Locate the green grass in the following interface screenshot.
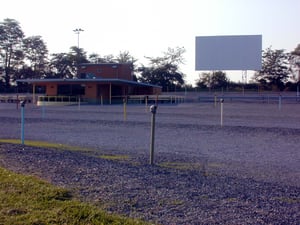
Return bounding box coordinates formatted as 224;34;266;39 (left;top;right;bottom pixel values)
159;162;202;170
99;154;129;161
0;139;130;162
0;167;148;225
0;139;89;152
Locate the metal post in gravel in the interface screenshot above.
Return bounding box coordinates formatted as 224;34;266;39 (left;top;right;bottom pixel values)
42;98;46;118
149;105;157;165
214;93;217;107
145;95;148;112
278;94;282;110
78;96;81;110
123;98;127;121
20;100;26;145
16;94;19;110
220;98;224;127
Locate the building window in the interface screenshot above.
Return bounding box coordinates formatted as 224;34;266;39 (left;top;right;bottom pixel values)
57;84;85;96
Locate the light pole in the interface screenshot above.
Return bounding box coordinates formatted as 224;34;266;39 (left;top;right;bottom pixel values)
73;28;84;77
73;28;84;49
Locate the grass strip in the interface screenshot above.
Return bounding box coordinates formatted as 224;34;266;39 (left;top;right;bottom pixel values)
0;167;148;225
0;139;88;151
0;139;130;162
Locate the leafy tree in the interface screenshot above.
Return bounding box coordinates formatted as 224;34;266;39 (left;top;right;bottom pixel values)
48;53;74;78
0;18;24;90
88;53;115;63
290;44;300;82
22;36;48;78
49;47;88;79
196;71;229;90
115;51;137;64
70;46;89;65
70;46;89;76
195;72;211;89
88;51;137;65
254;47;290;90
138;47;186;91
88;53;100;63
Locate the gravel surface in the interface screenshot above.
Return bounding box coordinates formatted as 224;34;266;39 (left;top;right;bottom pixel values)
0;102;299;224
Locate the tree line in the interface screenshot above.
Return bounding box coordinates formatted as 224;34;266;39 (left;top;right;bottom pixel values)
1;18;300;93
0;18;186;93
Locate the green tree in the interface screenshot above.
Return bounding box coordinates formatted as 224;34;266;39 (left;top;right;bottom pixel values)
290;44;300;83
0;18;24;90
70;46;89;77
196;71;228;90
88;53;100;63
195;72;211;89
138;47;186;91
22;35;48;79
48;53;74;78
88;53;115;63
49;47;88;79
254;47;290;90
115;51;137;64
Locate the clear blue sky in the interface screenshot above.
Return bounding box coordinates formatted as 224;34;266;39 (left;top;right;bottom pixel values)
1;0;299;84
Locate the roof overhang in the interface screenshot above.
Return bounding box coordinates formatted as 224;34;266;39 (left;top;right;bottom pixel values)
16;78;162;89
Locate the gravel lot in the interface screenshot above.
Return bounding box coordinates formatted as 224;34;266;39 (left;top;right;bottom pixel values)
0;101;299;224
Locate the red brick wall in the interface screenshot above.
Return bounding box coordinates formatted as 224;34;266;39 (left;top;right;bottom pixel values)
45;83;57;96
79;63;132;80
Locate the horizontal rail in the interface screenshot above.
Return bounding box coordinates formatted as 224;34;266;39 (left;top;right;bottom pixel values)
0;95;32;103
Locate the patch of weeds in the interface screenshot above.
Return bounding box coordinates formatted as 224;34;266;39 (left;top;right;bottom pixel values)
169;199;185;206
157;198;184;207
159;161;210;176
272;197;300;204
225;197;238;203
159;162;202;170
99;154;129;161
159;161;223;177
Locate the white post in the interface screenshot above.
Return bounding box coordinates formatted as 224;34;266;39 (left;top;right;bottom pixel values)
220;99;224;127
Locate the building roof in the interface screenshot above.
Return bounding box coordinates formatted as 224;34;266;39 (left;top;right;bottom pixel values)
79;63;132;66
16;78;162;89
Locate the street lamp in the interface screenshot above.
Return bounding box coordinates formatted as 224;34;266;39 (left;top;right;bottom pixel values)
73;28;84;77
73;28;84;49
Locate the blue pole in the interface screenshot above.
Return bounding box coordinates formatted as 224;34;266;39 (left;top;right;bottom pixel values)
21;106;25;145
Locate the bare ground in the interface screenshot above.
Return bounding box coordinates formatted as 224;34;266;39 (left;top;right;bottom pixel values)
0;101;299;224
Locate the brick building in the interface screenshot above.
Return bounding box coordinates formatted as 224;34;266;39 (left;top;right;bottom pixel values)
17;63;162;104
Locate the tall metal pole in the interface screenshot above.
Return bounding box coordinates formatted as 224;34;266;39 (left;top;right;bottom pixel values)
73;28;84;77
73;28;84;49
149;105;157;165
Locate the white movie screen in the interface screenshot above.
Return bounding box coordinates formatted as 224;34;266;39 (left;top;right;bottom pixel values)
195;35;262;71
